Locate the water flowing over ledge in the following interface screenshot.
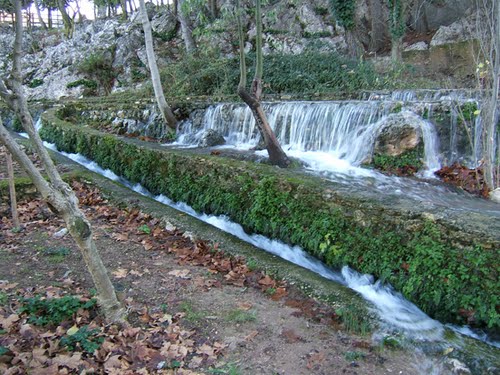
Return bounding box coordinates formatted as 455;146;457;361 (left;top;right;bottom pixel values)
175;94;486;174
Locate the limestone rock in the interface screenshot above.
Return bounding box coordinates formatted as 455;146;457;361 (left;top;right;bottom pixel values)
430;15;476;47
374;114;422;157
404;41;428;52
198;129;226;148
150;8;177;36
490;188;500;204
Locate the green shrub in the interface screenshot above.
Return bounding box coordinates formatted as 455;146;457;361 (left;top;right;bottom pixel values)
11;116;23;132
77;50;118;95
28;78;44;88
157;51;380;98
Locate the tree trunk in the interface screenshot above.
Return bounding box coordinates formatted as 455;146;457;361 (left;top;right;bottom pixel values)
236;0;290;168
48;8;52;29
391;35;403;61
139;0;177;132
0;0;125;323
483;0;500;189
6;149;21;229
120;0;128;19
57;0;73;37
178;0;196;54
173;0;178;18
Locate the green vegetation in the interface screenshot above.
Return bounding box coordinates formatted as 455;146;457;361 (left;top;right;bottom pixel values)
138;224;151;234
156;50;414;99
336;307;372;335
11;116;23;132
77;49;118;94
39;111;500;329
67;78;99;91
28;78;44;88
372;147;424;176
0;292;7;306
60;326;104;353
225;309;257;323
179;301;208;323
328;0;356;30
344;351;366;361
18;295;97;326
41;246;70;263
381;335;401;349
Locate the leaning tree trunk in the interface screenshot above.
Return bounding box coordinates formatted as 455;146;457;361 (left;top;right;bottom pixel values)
0;0;124;323
139;0;178;132
236;0;290;168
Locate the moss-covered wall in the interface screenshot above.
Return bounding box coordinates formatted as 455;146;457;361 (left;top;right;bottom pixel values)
39;109;499;330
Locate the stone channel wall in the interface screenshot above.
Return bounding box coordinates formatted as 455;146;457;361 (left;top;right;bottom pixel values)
40;109;499;330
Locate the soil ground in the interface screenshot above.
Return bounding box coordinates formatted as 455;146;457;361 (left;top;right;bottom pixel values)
0;146;438;374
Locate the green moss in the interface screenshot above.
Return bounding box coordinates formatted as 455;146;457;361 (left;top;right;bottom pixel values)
39;110;500;329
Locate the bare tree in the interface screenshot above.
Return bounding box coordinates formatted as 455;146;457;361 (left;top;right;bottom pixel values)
0;0;125;323
474;0;499;189
236;0;290;168
139;0;178;132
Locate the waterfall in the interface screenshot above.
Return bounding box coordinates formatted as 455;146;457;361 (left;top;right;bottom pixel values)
177;101;444;174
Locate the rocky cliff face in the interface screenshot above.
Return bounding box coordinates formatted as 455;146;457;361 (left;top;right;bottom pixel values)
0;0;477;101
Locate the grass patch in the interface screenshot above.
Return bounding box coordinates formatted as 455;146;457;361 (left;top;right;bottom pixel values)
344;350;366;361
179;301;208;323
41;247;71;263
225;309;257;323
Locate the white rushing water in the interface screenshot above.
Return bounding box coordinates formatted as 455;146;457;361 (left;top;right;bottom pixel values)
38;139;475;345
176;101;444;177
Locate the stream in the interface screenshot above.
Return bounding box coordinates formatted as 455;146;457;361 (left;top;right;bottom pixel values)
35;135;499;374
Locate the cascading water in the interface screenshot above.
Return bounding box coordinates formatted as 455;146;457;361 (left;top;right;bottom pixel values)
177;100;444;176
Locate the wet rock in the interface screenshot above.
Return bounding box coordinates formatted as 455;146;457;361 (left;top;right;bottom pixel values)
374;115;422;157
198;129;226;148
444;358;472;374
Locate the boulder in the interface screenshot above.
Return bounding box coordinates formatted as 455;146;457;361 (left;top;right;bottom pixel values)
150;8;177;36
490;188;500;204
198;129;226;148
374;114;422;157
430;14;476;47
